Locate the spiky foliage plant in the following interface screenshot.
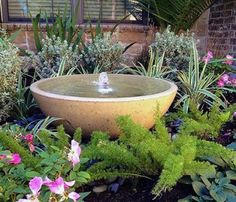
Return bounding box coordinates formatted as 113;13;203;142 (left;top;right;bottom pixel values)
83;115;236;198
136;0;216;33
177;40;226;112
118;46;174;79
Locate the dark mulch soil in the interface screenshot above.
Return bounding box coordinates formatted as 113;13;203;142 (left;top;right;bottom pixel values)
83;179;193;202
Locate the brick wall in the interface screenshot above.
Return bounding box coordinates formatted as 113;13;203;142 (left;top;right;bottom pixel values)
0;23;156;63
208;0;236;57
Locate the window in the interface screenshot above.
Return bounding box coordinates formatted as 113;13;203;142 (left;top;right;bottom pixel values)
1;0;145;23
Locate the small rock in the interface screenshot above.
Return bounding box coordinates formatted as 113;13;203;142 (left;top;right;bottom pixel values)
93;185;108;194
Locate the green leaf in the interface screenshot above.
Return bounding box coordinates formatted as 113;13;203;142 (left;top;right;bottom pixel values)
78;192;90;202
77;171;90;179
80;157;89;164
226;171;236;180
69;171;77;180
192;181;209;196
76;177;88;183
25;171;40;178
209;190;226;202
39;152;49;158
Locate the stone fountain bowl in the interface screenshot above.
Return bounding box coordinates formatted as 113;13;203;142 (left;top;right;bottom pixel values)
30;74;177;137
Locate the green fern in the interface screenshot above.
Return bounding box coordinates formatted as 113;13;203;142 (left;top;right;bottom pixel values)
83;115;236;198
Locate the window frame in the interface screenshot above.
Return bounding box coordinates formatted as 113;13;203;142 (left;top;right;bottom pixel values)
0;0;147;24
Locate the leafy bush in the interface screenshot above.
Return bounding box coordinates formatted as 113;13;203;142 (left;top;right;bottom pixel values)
0;126;90;201
151;26;195;73
0;32;21;122
82;115;236;198
80;34;125;73
173;104;234;140
34;35;80;78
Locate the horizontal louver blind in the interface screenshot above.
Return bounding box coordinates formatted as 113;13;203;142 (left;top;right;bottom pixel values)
7;0;71;19
84;0;126;20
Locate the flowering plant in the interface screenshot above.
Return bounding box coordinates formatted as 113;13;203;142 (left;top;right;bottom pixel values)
0;126;90;202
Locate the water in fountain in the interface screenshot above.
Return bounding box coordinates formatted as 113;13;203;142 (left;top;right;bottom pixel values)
39;73;169;98
95;72;113;94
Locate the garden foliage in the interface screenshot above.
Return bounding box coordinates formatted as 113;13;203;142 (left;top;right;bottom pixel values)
82;115;236;198
34;35;80;78
0;32;21;122
81;34;124;73
151;26;195;72
0;126;90;201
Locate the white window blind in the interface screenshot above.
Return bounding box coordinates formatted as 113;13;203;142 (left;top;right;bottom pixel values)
7;0;71;19
84;0;125;20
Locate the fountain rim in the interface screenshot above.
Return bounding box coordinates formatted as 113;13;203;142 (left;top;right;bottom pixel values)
30;74;178;102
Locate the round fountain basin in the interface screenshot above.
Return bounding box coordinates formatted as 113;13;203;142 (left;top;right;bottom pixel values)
30;74;177;137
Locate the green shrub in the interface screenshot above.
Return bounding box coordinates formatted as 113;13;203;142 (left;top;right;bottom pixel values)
173;104;234;140
0;32;21;122
34;35;80;78
83;115;236;198
80;34;124;73
151;26;195;73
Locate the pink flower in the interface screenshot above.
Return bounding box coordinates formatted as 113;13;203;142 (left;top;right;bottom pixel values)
22;134;34;144
29;177;43;196
45;177;80;201
9;153;21;165
203;51;213;64
17;177;43;202
68;140;81;167
68;192;81;202
224;55;233;65
217;80;225;87
220;74;229;83
0;155;6;160
22;134;35;153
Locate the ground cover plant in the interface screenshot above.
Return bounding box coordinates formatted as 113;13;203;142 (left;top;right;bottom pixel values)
0;125;90;201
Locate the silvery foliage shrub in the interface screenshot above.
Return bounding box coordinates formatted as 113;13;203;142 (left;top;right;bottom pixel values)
35;35;80;78
0;30;21;121
151;26;196;73
81;34;124;73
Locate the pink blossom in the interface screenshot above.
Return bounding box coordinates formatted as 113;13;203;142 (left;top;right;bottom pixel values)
220;74;229;83
68;192;81;202
46;177;75;195
45;177;79;201
68;140;81;167
9;153;21;165
203;51;213;64
22;134;35;153
22;134;34;144
17;177;43;202
0;155;6;160
29;177;43;196
224;55;233;65
217;80;225;87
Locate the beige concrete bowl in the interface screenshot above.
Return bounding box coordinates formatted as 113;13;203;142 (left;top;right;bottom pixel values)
30;74;177;137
